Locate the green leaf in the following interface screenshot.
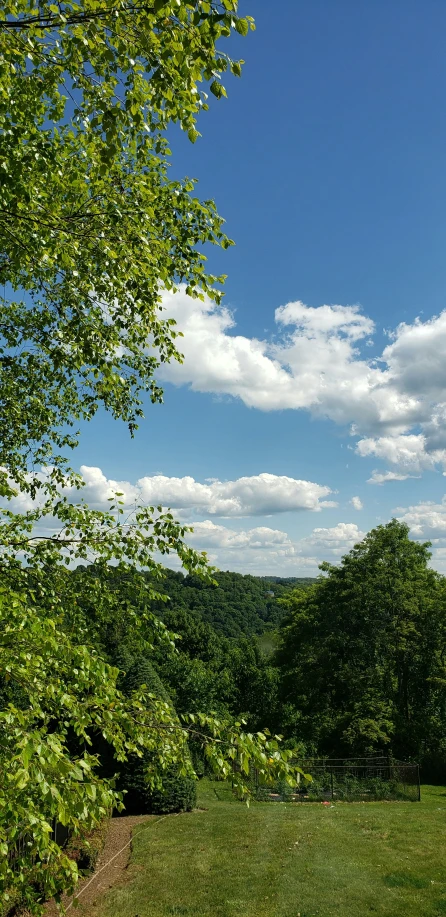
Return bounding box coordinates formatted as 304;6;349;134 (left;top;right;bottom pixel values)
210;80;224;99
235;18;249;36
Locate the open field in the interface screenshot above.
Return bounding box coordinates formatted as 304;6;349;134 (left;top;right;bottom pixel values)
97;780;446;917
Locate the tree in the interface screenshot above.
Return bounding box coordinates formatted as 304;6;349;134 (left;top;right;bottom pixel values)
0;4;305;911
0;587;192;910
276;520;446;764
0;514;302;913
117;655;197;815
0;0;254;495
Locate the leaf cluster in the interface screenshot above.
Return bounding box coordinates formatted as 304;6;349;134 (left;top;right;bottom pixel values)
0;0;254;492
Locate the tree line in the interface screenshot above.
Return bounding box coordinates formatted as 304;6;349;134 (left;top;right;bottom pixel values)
75;523;446;782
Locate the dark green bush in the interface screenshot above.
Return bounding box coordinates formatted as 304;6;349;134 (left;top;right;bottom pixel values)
121;757;196;815
255;785;273;802
120;654;171;702
143;769;197;815
117;655;197;815
189;742;206;778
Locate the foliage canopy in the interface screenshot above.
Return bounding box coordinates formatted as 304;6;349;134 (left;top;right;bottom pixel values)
0;3;307;912
0;0;254;493
276;520;446;767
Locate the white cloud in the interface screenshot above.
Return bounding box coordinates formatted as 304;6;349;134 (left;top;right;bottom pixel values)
392;495;446;574
189;520;295;551
393;492;446;575
158;288;389;425
382;313;446;402
356;434;446;473
181;519;315;575
299;522;365;556
396;497;446;537
70;465;140;505
428;548;446;573
71;467;336;517
1;465;364;573
179;510;446;574
274;300;374;340
350;496;363;510
155;288;446;476
2;466;335;519
184;519;365;574
367;470;420;485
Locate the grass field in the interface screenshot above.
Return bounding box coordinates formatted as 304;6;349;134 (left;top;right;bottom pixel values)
98;780;446;917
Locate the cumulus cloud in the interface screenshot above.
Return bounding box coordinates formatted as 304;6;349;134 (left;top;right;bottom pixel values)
155;287;446;476
356;434;446;473
0;464;376;573
189;520;295;551
177;509;446;574
67;466;336;517
184;519;365;574
392;495;446;573
188;521;319;574
392;492;446;577
158;288;389;425
299;522;365;556
350;496;363;510
382;313;446;402
396;498;446;537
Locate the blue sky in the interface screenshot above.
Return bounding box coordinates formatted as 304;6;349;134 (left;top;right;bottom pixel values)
75;0;446;575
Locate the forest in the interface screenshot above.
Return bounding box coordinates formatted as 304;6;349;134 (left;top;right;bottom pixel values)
72;520;446;783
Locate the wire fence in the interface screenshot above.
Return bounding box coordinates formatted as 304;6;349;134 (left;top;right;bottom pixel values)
249;757;421;803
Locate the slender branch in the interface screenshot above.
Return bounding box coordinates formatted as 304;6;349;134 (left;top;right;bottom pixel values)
0;4;161;30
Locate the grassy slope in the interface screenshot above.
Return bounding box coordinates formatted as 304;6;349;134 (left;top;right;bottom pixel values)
99;780;446;917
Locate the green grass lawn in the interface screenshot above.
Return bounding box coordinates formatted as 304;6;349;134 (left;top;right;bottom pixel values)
99;780;446;917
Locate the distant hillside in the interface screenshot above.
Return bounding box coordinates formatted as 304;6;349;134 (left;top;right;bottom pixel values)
260;576;318;587
150;569;317;639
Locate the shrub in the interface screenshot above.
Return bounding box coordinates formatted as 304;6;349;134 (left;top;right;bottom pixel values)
189;741;206;778
118;656;197;815
143;770;197;815
0;887;22;917
255;785;273;802
66;819;109;874
121;756;196;815
120;656;171;702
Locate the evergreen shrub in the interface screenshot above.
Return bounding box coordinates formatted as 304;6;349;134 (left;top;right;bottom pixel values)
118;655;197;815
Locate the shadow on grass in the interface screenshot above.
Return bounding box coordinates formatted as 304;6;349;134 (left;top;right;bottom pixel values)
384;873;430;889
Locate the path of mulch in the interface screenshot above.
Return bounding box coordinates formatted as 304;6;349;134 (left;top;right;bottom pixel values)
44;815;152;917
